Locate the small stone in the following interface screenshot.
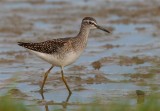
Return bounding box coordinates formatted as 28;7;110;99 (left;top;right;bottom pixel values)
91;61;102;70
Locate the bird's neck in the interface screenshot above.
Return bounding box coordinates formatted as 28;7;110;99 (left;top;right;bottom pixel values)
77;24;90;42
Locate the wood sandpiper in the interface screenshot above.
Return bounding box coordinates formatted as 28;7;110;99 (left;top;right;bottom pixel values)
18;17;110;94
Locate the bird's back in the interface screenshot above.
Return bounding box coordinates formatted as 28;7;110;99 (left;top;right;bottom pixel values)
18;37;72;54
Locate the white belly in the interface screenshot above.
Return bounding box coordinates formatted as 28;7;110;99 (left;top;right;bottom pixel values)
28;49;82;67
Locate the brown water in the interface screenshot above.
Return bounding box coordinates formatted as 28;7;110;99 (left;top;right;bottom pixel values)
0;0;160;110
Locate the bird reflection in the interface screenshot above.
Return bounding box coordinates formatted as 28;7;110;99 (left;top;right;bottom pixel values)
39;91;72;111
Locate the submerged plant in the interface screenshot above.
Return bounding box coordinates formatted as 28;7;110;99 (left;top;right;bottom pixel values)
0;96;28;111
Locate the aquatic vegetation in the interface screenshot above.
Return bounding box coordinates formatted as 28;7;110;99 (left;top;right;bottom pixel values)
0;94;159;111
77;95;160;111
0;96;28;111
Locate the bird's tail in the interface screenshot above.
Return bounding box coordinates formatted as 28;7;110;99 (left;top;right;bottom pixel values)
17;42;25;46
17;42;32;49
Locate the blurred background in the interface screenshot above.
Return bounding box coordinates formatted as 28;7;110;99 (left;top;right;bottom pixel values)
0;0;160;111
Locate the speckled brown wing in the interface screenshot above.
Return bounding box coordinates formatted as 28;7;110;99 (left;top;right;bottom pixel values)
18;38;71;54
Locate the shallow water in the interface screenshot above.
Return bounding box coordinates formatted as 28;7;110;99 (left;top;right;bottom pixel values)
0;0;160;111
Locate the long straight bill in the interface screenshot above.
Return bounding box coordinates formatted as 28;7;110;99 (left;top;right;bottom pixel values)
95;25;110;33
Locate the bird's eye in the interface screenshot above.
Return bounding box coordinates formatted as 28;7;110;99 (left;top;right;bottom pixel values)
89;21;92;24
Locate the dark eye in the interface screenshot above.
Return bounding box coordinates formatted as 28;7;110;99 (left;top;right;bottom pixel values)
89;21;93;24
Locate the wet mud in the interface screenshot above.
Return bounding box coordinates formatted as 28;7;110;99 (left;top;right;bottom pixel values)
0;0;160;111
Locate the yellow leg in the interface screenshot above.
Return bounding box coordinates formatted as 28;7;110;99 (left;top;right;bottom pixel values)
61;67;72;94
39;65;54;93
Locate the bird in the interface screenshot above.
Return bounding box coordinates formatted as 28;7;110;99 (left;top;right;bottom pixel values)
18;17;110;94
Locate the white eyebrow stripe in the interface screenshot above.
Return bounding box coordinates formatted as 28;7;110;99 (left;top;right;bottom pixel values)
83;20;89;22
90;21;97;25
83;20;97;25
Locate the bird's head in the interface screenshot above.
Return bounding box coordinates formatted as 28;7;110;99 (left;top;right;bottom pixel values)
82;17;110;33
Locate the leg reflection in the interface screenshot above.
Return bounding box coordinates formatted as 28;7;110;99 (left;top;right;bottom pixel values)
40;92;49;111
62;93;72;108
39;91;72;111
